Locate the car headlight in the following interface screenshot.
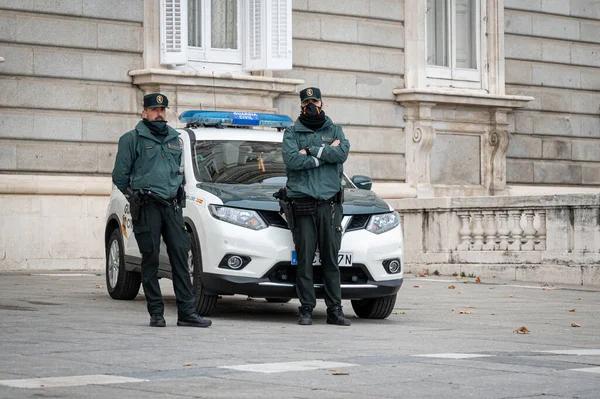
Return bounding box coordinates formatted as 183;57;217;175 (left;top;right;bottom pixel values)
366;211;400;234
208;205;267;230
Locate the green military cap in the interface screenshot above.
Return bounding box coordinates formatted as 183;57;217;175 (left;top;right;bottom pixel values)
143;93;169;108
299;87;321;102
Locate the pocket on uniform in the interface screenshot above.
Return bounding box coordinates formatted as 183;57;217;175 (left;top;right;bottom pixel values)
133;223;153;253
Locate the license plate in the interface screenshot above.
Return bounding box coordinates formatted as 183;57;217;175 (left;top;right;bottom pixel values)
291;251;353;267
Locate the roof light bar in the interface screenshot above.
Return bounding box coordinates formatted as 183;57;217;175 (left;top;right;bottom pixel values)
179;110;293;128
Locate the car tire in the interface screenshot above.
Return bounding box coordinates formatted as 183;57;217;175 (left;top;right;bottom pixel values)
265;297;292;303
106;229;141;300
350;294;397;319
188;229;218;316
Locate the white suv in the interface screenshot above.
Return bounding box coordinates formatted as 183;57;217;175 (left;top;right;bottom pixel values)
104;111;404;319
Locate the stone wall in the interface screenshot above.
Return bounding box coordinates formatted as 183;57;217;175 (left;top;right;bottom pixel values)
504;0;600;187
0;1;144;270
273;0;407;183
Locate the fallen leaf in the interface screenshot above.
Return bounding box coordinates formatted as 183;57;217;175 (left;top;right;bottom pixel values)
508;294;514;298
514;326;530;334
475;277;481;283
571;322;581;327
183;362;192;366
448;285;456;289
95;284;101;289
465;305;475;308
330;370;349;375
457;310;473;314
569;309;576;312
542;287;553;291
450;308;455;312
413;285;423;288
578;298;582;300
489;287;495;290
418;273;426;277
457;291;463;294
392;311;405;315
490;313;496;316
463;281;469;284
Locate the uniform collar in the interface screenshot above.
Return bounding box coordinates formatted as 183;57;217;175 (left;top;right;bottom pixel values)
135;120;179;142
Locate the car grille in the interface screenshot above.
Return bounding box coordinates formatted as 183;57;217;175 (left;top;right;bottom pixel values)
258;210;288;229
259;211;372;232
267;262;371;285
346;214;370;231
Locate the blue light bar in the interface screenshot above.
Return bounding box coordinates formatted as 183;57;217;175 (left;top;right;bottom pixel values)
179;110;293;128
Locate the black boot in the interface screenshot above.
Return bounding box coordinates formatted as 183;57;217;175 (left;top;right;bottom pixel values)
149;314;166;327
298;305;313;325
327;305;351;326
177;313;212;328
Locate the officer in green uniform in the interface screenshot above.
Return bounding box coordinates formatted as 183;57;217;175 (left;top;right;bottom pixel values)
282;87;351;326
112;93;211;328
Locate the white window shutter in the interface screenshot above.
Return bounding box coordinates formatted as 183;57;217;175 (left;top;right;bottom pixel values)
160;0;188;65
244;0;292;71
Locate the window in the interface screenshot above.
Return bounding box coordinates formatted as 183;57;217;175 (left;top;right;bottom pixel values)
426;0;483;83
188;0;241;64
160;0;292;71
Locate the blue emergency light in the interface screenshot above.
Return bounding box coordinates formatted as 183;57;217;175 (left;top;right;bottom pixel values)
179;110;293;128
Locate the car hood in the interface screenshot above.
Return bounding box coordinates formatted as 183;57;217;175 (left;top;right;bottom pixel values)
198;183;391;215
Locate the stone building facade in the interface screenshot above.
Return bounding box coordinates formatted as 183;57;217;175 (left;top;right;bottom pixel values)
0;0;598;281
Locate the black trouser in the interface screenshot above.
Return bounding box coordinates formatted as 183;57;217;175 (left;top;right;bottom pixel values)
292;201;343;309
133;200;195;317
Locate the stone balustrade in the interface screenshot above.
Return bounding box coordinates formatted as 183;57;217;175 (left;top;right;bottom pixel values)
455;209;546;251
391;194;600;285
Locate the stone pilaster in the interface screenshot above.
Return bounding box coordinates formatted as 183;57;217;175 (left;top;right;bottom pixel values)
403;102;436;196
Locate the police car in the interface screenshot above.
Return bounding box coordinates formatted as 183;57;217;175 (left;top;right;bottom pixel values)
104;111;404;319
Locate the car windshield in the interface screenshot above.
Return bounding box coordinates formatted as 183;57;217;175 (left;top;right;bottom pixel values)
192;139;352;187
192;140;287;185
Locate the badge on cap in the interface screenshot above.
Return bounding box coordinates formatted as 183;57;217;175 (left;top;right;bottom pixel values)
156;95;164;104
306;88;313;97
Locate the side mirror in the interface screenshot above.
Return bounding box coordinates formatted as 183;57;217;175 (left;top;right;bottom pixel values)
351;175;372;191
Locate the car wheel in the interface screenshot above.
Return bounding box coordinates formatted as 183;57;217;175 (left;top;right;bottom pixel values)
106;228;141;300
188;229;218;316
351;294;397;319
265;297;292;303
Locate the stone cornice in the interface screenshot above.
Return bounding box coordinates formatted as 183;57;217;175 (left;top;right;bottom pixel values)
393;88;534;109
129;69;304;97
0;174;111;196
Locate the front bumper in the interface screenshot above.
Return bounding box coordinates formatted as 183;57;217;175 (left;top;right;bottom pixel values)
202;263;403;299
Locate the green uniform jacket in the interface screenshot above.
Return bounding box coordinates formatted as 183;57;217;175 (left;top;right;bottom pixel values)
282;116;350;201
112;121;183;200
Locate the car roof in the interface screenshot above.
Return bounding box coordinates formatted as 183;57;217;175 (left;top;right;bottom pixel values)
179;127;284;142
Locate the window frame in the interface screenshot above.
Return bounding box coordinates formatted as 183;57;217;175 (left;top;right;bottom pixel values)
426;0;486;88
187;0;243;65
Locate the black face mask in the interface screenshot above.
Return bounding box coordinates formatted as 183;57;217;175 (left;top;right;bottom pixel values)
299;103;326;131
302;103;322;117
143;119;168;136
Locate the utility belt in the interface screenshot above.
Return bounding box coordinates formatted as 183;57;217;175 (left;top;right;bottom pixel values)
126;187;185;221
273;188;344;229
293;190;343;212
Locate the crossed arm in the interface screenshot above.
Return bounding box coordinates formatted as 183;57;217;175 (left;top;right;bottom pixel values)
282;126;350;171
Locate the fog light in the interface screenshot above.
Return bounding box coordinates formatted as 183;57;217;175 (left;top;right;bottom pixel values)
388;260;401;273
383;258;402;274
227;256;244;270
